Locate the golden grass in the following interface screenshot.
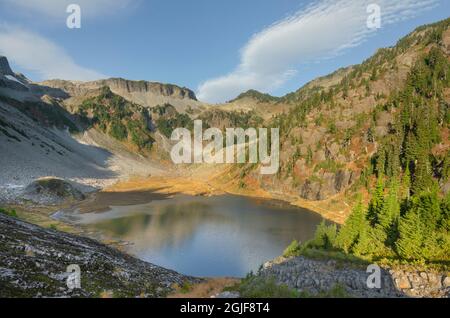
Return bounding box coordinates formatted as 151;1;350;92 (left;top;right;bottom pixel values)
168;278;240;298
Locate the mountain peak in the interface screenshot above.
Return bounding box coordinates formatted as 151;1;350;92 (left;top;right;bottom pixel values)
230;89;280;103
0;56;14;76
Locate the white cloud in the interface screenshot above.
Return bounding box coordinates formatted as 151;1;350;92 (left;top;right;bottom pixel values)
0;25;105;81
197;0;439;103
1;0;136;18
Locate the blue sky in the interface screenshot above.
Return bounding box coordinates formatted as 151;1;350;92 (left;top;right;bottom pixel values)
0;0;449;103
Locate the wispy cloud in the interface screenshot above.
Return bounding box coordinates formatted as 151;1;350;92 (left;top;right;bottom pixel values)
197;0;439;103
0;0;137;81
1;0;136;18
0;25;105;81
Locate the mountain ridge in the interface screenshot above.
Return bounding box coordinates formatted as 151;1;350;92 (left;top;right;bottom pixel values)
0;18;449;220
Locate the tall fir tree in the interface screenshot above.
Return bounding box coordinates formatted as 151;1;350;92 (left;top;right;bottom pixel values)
396;205;424;260
401;165;411;200
336;197;368;253
440;192;450;231
367;176;385;225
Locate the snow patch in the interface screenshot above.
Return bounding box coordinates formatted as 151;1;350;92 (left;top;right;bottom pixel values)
5;75;26;87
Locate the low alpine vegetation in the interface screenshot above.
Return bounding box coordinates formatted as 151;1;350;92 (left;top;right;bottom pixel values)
0;207;17;218
77;86;154;151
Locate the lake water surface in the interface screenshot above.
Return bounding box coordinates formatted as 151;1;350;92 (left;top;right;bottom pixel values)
61;194;324;277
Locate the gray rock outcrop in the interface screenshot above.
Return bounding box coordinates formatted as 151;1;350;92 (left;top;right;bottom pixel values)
260;256;450;298
0;56;30;91
0;56;14;76
22;178;85;205
299;170;356;200
38;78;203;113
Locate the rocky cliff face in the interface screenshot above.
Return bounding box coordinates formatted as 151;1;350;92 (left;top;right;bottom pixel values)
0;56;14;76
0;56;200;112
41;78;197;100
0;56;30;92
104;78;197;100
39;78;202;113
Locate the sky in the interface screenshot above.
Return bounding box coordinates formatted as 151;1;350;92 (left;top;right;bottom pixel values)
0;0;449;103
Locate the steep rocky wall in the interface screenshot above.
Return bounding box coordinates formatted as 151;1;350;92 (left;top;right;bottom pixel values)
38;78;203;112
0;56;13;76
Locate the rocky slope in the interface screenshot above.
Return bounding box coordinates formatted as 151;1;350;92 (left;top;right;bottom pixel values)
257;256;450;298
0;55;13;75
0;57;171;204
0;214;197;297
0;92;166;203
0;96;113;202
234;18;450;207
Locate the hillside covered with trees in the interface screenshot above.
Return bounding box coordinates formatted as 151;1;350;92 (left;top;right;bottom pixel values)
276;19;450;265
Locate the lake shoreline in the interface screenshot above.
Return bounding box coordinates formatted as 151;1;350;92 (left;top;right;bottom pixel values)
6;181;448;298
56;190;324;278
103;176;348;224
2;175;347;297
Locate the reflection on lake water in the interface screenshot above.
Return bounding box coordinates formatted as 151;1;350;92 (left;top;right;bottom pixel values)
65;194;324;277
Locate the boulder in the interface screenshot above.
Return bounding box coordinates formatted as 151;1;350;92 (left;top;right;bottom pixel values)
22;178;85;204
443;276;450;288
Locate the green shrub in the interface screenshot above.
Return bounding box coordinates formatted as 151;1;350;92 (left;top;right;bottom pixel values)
0;207;17;218
314;160;344;173
310;221;337;250
109;120;128;140
77;88;154;150
299;247;368;265
157;113;193;138
327;122;337;134
283;240;302;257
317;284;351;298
179;281;193;294
236;274;299;298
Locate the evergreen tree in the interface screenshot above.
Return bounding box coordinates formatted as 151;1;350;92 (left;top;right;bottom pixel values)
396;204;424;260
378;179;401;231
385;183;402;247
370;68;378;81
415;188;441;234
396;189;442;260
306;146;313;166
310;221;337;250
440;192;450;231
342;82;349;99
401;165;411;200
367;176;384;225
352;221;375;257
335;197;367;253
375;149;386;177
